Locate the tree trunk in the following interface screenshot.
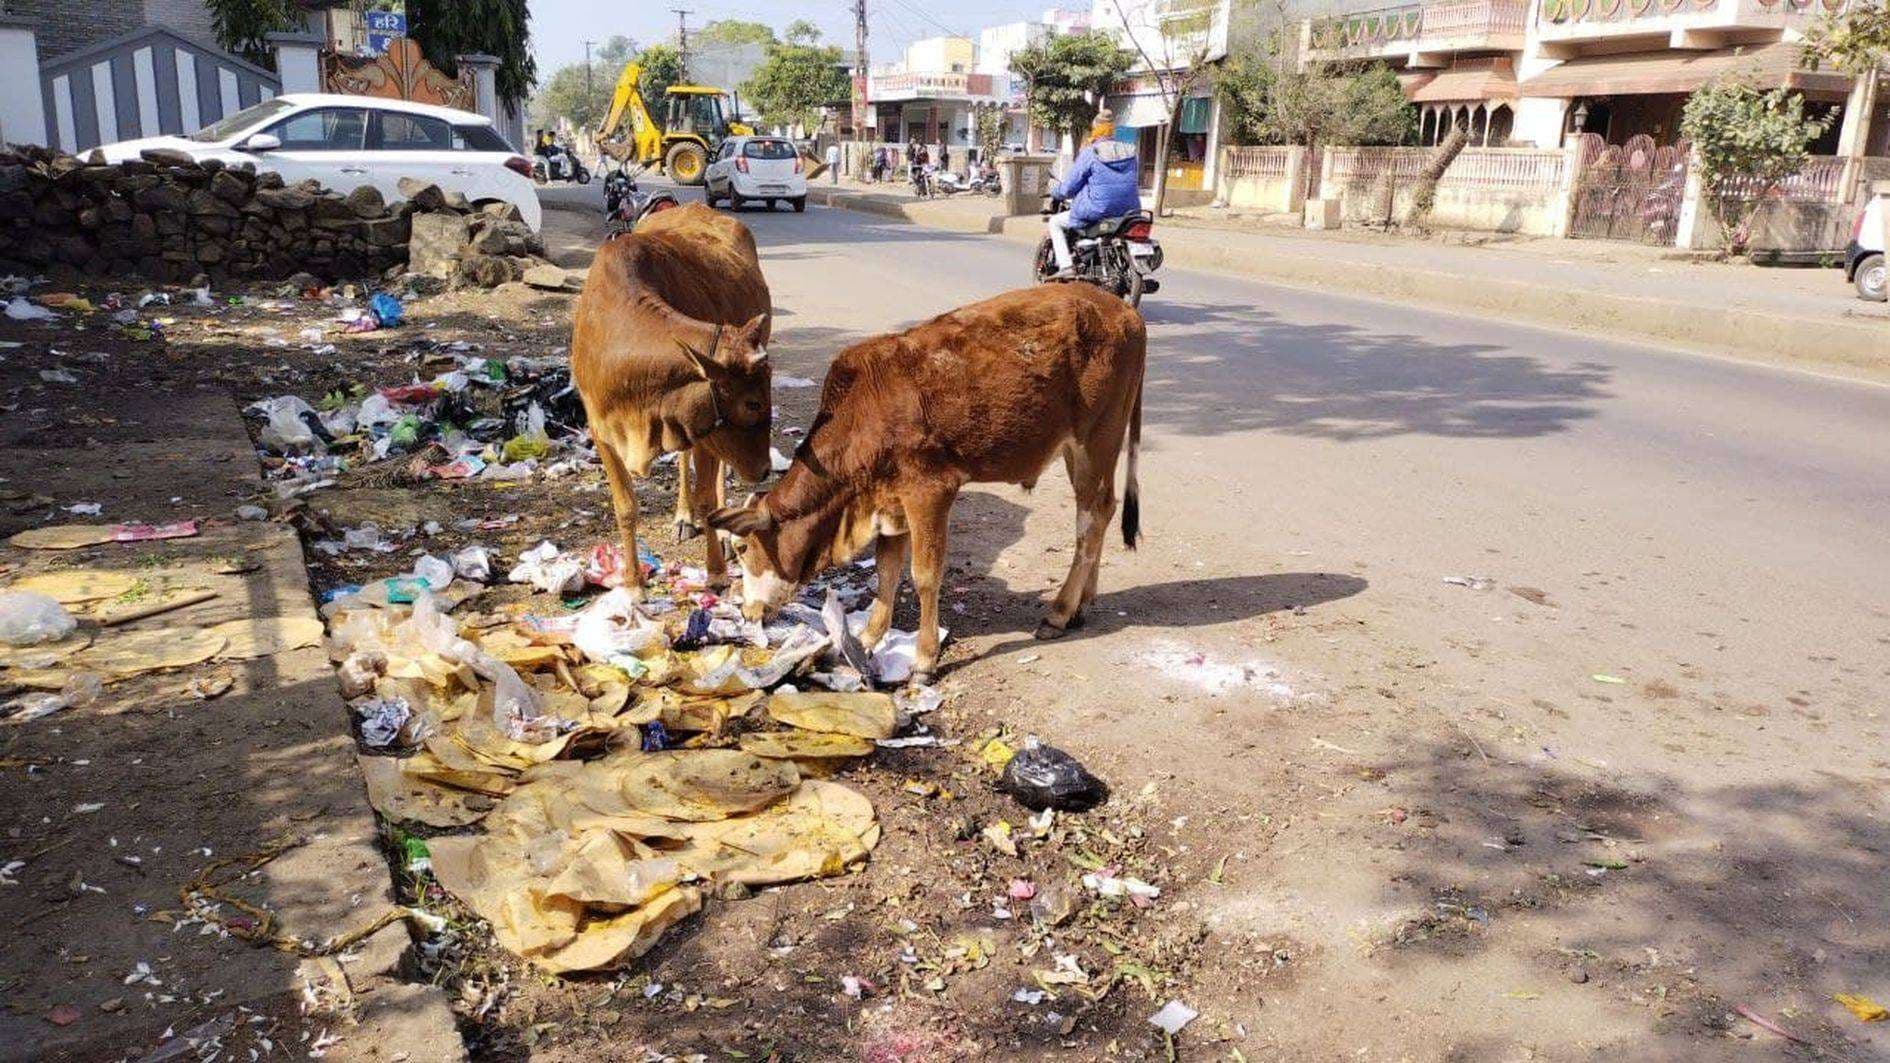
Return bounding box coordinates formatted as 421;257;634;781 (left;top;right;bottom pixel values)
1406;121;1469;228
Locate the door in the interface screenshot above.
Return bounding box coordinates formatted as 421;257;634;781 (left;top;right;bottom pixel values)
368;109;460;202
708;141;737;192
1568;134;1690;246
259;106;370;191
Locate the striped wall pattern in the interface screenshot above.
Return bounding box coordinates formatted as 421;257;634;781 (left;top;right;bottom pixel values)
39;27;279;154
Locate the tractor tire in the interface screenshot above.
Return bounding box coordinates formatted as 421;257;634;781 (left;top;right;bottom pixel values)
665;142;709;186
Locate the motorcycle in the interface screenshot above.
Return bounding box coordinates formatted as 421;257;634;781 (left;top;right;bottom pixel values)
603;163;679;236
910;163;934;199
533;145;592;185
1033;195;1163;308
933;166;1001;197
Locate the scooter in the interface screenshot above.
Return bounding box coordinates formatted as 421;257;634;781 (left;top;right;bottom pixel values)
1032;195;1163;308
910;164;934;199
533;145;592;185
933;166;1001;197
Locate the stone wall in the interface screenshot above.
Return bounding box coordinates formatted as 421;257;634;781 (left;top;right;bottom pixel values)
0;145;550;287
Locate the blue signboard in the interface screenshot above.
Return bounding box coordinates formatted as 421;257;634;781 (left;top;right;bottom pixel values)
366;11;407;34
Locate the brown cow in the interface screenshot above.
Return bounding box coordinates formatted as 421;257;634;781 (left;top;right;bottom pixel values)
571;203;773;598
707;283;1146;684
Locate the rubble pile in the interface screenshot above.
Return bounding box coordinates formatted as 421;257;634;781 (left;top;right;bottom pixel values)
0;145;559;289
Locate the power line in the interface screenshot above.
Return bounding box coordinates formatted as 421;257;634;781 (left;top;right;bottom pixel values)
883;0;961;39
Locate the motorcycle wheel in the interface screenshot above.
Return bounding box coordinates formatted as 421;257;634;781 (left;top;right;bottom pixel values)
1031;236;1056;283
1121;268;1144;309
532;164;547;185
575;166;592;185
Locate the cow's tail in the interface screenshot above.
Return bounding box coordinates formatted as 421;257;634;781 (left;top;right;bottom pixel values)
1121;371;1142;550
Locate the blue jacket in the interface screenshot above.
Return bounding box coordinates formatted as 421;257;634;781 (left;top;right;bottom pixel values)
1053;140;1141;225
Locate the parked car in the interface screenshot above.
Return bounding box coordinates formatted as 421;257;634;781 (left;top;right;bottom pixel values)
703;135;807;212
94;93;542;231
1845;194;1885;301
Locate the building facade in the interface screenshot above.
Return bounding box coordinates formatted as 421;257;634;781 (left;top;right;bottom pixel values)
1300;0;1881;155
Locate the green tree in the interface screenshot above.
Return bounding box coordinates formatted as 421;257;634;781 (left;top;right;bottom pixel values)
695;19;778;49
638;44;685;106
784;20;823;46
1681;79;1833;252
203;0;298;68
1216;50;1412;149
1107;0;1222;214
743;34;849;131
1010;31;1136;148
405;0;538;106
1803;0;1890;74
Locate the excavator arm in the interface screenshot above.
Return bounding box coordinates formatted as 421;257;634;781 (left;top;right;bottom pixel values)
597;61;658;163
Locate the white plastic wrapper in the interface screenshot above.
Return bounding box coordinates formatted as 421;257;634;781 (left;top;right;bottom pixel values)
0;591;77;647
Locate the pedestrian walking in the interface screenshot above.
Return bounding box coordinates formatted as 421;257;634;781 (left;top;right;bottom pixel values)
825;143;840;185
939;143;951;176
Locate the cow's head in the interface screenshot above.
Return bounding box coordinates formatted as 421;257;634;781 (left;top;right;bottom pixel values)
707;493;798;620
678;312;771;481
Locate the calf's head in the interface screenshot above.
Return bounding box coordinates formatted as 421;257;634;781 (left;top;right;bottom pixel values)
679;312;772;482
709;490;883;621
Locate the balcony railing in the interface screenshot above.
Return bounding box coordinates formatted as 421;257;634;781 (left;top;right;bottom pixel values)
1536;0;1850;30
1306;0;1528;58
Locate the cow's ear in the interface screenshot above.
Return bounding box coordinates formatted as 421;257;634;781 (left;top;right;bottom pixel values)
739;312;768;345
675;339;719;381
707;504;773;536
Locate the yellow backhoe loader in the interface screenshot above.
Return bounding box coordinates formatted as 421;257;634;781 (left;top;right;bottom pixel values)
596;62;753;186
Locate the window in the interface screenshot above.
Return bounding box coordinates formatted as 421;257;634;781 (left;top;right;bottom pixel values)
267;108;369;151
190;98;295;143
743;139;796;160
451;124;512;152
375;111;452;150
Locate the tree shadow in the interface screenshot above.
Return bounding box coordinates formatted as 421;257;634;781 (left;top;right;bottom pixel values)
1356;737;1890;1057
1135;298;1612;442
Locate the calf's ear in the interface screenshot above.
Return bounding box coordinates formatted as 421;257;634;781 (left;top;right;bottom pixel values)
738;313;769;368
707;504;773;536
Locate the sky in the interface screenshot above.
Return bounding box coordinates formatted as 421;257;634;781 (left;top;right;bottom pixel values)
526;0;1067;75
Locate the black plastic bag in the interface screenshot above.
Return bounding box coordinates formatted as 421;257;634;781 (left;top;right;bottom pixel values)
999;736;1108;812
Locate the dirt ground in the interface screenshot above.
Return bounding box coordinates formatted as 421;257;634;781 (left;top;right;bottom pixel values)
4;196;1887;1063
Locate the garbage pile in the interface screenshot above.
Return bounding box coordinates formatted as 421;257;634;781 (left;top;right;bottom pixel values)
330;559;936;972
249;350;587;497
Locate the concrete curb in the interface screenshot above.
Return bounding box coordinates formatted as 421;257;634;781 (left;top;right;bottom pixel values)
808;188;1890;381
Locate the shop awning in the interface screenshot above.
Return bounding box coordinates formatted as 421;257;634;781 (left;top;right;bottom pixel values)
1518;42;1853;99
1410;59;1518;103
1110;92;1170;128
1398;70;1438;95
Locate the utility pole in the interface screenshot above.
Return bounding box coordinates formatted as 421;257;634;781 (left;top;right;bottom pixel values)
851;0;868;140
583;38;595;102
672;8;692;79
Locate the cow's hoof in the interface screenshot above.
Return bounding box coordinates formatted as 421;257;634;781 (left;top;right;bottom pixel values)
673;517;702;542
705;572;731;592
1034;620;1069;641
910;669;936;687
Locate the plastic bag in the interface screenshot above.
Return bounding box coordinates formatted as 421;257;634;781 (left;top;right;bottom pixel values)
508;541;584;595
998;735;1108;812
368;292;404;327
0;591;77;646
451;545;493;582
4;297;58;321
572;587;669;666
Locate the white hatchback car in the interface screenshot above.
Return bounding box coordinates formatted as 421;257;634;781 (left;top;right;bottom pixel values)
94;93;542;231
703;136;808;213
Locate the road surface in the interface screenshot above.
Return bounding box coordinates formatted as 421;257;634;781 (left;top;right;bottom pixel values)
548;179;1890;1059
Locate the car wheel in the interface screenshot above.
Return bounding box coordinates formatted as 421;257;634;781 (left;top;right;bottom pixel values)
1855;253;1886;302
729;191;744;211
792;196;806;214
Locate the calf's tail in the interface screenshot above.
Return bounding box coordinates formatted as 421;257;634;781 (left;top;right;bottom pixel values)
1122;372;1142;550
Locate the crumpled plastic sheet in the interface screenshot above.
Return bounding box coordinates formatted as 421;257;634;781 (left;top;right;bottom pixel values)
508;541;585;596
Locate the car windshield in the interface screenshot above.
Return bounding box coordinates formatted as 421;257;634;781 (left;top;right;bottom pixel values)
743;140;795;160
189;98;295;143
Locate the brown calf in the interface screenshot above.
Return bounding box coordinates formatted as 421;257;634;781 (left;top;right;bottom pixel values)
707;283;1146;684
571;204;773;597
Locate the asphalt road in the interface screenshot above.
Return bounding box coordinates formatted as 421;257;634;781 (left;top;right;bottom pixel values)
543;176;1890;1057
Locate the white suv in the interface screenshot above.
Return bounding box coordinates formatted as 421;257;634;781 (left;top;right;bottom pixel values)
704;136;808;213
94;93;542;231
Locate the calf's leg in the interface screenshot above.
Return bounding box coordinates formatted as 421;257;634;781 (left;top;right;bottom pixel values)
860;532;911;650
901;491;955;685
1038;445;1117;639
596;438;646;600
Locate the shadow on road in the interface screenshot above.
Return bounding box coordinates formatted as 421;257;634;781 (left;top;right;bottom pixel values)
1137;298;1612;442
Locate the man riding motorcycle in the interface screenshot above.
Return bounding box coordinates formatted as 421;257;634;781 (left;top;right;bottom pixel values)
1047;111;1139;281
